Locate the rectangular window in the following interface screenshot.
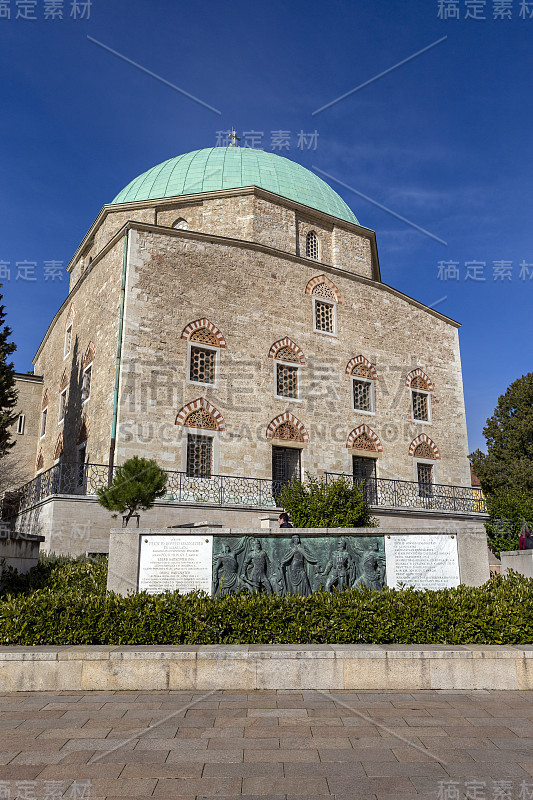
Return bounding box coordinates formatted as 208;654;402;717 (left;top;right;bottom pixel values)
412;390;430;421
189;346;216;384
186;434;213;478
82;364;92;403
272;446;301;498
314;299;335;334
58;389;67;423
40;408;47;438
417;462;433;497
353;379;374;412
276;363;299;399
64;323;72;358
17;414;25;435
353;456;377;504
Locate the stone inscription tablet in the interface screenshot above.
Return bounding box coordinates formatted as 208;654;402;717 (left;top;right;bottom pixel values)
138;535;213;595
384;534;460;590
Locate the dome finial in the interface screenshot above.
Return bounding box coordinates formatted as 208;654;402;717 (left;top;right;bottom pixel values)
229;128;240;147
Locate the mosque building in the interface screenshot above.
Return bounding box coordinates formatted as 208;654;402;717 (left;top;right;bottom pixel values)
5;145;482;554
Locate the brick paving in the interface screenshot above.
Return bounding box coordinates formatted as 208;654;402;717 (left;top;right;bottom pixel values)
0;689;532;799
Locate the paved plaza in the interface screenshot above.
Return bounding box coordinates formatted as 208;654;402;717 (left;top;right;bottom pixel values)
0;689;532;799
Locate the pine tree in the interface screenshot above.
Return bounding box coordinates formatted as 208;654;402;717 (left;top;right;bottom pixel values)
97;456;168;526
470;372;533;494
0;287;18;457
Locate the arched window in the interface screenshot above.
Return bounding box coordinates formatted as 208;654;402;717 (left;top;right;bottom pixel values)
268;339;306;401
181;319;226;387
36;450;44;472
173;218;189;230
406;370;433;423
64;305;75;359
409;435;440;498
346;356;377;413
306;231;319;260
266;413;309;493
305;275;341;336
58;370;69;424
176;399;225;479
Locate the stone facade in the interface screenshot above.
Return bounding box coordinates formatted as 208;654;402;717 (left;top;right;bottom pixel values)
4;374;44;490
7;177;475;553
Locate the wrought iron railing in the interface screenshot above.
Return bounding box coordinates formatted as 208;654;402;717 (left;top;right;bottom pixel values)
1;463;486;518
324;472;486;514
1;463;283;517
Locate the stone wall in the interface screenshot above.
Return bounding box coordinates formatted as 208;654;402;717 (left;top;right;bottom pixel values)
115;225;470;487
34;236;125;471
5;374;44;489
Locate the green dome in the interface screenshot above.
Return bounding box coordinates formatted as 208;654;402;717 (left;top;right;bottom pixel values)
111;147;359;225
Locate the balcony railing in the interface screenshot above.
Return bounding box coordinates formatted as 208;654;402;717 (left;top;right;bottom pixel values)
1;463;486;518
324;472;486;514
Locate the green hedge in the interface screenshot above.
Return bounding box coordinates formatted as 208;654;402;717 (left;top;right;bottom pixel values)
1;558;533;645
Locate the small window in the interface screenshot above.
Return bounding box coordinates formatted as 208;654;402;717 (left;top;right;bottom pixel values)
174;218;189;230
186;434;213;478
64;323;72;359
58;388;67;423
314;298;335;334
82;364;92;403
306;231;319;260
417;462;433;497
411;390;430;422
276;362;299;400
189;346;216;384
353;379;374;413
16;414;25;435
40;407;47;438
76;443;87;489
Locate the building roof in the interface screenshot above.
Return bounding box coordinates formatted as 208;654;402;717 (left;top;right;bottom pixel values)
111;147;359;225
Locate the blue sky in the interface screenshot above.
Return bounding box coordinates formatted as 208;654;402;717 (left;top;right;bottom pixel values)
1;0;532;453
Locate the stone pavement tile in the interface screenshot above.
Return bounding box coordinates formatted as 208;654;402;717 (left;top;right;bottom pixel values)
0;766;46;780
0;711;65;720
313;725;380;738
327;775;417;797
166;750;243;764
443;762;529;778
318;748;370;762
202;762;284;777
519;763;533;777
86;749;169;763
36;763;123;780
467;717;530;728
0;721;23;730
4;737;70;751
57;750;97;764
248;708;308;718
349;747;398;762
120;762;204;778
308;737;353;749
130;725;179;738
11;751;75;765
393;746;475;763
284;761;366;777
0;754;20;765
38;727;113;738
381;726;447;738
68;778;158;796
469;748;533;761
248;724;310;737
60;739;136;751
419;736;493;750
153;777;242;796
208;737;279;750
243;776;329;795
363;761;448;778
134;738;208;750
244;748;319;762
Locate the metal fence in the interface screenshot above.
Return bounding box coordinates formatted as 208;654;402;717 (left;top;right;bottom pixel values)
1;462;486;518
324;472;486;514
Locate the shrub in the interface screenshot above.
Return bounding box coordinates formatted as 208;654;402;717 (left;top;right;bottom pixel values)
97;456;167;526
485;488;533;556
279;473;377;528
2;557;533;646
